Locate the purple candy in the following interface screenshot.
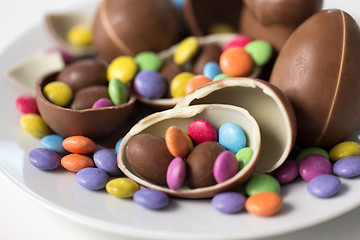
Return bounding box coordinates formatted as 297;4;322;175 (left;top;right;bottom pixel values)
133;188;169;210
272;159;299;184
307;174;341;198
29;148;61;170
76;167;110;190
213;150;238;183
134;70;166;99
92;98;114;108
333;156;360;178
211;192;246;213
299;154;333;182
166;157;186;190
93;149;122;175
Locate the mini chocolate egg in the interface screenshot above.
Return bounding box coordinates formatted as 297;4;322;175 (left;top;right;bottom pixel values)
70;85;110;110
56;59;107;92
92;0;180;63
160;61;184;98
270;9;360;147
192;43;222;75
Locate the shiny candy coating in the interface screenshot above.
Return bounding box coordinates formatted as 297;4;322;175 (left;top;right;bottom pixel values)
115;138;122;154
245;174;281;196
307;174;341;198
70;85;109;110
106;178;140;198
93;149;122;176
211;192;246;214
272;160;299;185
133;188;170;210
245;40;272;66
299;154;333;182
329;141;360;162
203;62;222;80
213;73;232;81
218;122;246;153
184;75;212;95
61;154;94;172
174;36;199;65
170;72;194;98
245;192;283;217
165;126;189;158
107;56;138;84
92;98;114;108
187;119;217;144
296;147;329;161
67;24;92;46
29;148;60;170
62;136;96;154
135;51;162;71
20;114;50;138
76;168;109;190
223;35;251;51
43;81;73;107
213;150;238;183
134;70;167;99
236;147;253;170
40;134;67;154
219;47;253;77
333;156;360;178
166;157;186;190
16;95;39;114
108;78;129;105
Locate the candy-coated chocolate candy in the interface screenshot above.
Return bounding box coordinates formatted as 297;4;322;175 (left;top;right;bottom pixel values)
245;192;283;217
184;75;212;95
235;147;253;170
245;174;281;196
165;126;189;158
307;174;341;198
213;73;232;81
107;56;138;84
92;98;114;108
245;40;272;66
40;134;67;154
208;23;235;34
108;78;129;105
166;157;186;190
272;160;299;185
67;24;92;46
61;154;94;172
213;150;238;183
135;51;162;71
223;35;251;52
93;149;122;176
29;148;60;170
106;178;140;198
133;188;170;210
170;72;194;98
43;81;73;107
203;62;222;80
296;147;329;161
329;141;360;162
62;136;96;154
184;132;194;151
218;122;246;153
115;138;122;154
134;70;167;99
20;114;50;138
174;36;199;65
76;168;109;190
16;95;39;114
333;156;360;178
219;47;253;77
187;119;217;144
299;154;333;182
211;192;246;214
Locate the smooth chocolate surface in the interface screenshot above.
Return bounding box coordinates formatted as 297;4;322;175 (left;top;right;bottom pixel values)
70;85;109;110
192;43;222;75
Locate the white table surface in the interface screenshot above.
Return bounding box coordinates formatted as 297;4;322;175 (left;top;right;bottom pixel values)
0;0;359;239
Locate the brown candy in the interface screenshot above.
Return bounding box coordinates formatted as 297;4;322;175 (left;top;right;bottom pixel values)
192;43;222;75
270;9;360;147
126;133;173;185
186;141;225;189
70;85;109;110
160;62;184;98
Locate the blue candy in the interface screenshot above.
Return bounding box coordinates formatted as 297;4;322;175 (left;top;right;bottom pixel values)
134;70;166;99
93;149;122;176
115;138;123;154
133;188;169;210
40;134;67;154
76;168;110;190
333;156;360;178
29;148;60;170
203;62;222;80
307;174;341;198
218;123;246;153
211;192;246;213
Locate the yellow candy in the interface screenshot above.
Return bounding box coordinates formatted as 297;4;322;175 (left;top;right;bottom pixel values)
107;56;137;84
67;24;92;46
208;23;236;34
184;132;193;151
20;114;50;138
43;81;73;107
329;141;360;161
170;72;194;98
106;178;140;198
174;36;199;65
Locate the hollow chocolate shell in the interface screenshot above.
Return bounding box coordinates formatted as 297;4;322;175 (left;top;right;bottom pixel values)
36;72;136;140
270;9;360;148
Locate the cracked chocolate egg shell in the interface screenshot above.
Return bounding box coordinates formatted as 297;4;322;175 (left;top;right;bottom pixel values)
92;0;180;63
270;9;360;148
118;104;261;199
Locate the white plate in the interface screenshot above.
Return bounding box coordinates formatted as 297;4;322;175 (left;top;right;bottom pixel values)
1;1;360;239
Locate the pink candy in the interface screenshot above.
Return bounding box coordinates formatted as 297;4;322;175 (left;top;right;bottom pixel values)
187;119;217;145
299;154;332;182
16;95;39;114
92;98;115;108
272;159;299;184
166;157;186;190
213;150;238;183
223;35;251;52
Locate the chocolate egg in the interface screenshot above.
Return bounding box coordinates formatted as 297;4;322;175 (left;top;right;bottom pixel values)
270;9;360;147
92;0;180;63
56;59;107;92
191;43;222;75
70;85;109;110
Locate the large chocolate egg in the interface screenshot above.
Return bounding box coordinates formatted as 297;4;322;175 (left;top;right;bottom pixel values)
92;0;180;63
270;9;360;147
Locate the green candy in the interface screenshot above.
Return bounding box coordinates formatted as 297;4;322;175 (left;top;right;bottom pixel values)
108;78;128;105
245;40;272;66
245;174;281;196
213;73;232;81
296;147;329;161
236;147;253;170
135;51;163;71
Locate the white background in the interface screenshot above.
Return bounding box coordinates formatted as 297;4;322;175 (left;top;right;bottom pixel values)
0;0;359;239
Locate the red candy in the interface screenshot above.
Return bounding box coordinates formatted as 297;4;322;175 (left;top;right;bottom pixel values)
223;35;251;52
16;95;39;114
187;119;217;145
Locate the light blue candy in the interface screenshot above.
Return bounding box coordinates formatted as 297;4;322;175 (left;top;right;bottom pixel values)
40;134;67;154
203;62;222;80
115;138;123;154
219;123;246;153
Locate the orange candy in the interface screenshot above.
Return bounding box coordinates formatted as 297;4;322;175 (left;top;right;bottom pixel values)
219;47;253;77
245;192;283;217
184;75;212;95
63;136;96;154
165;126;189;158
61;154;94;172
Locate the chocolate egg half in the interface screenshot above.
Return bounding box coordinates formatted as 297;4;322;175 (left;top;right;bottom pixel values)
270;9;360;147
